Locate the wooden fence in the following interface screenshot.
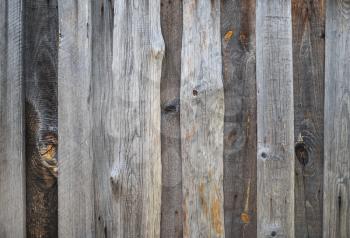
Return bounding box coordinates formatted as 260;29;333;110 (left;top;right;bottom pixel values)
0;0;348;237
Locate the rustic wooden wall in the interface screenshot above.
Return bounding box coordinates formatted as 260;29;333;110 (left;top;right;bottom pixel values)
1;0;350;237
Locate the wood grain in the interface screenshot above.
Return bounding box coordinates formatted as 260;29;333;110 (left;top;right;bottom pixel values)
220;0;257;237
160;0;183;237
24;0;58;237
324;0;350;237
58;0;94;237
0;0;25;237
292;0;325;237
256;0;295;237
91;0;165;237
181;1;225;237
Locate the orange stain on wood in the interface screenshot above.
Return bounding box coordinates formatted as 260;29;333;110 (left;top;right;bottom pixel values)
199;183;209;216
240;212;250;224
224;30;234;41
211;198;224;235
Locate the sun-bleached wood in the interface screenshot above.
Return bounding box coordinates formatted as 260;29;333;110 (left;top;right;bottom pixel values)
256;0;295;237
0;1;25;237
324;0;350;237
181;1;225;237
91;0;165;237
58;1;94;237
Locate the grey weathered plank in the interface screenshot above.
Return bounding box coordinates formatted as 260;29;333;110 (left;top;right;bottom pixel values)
256;0;295;237
220;0;257;237
91;0;165;237
181;1;225;237
160;0;183;237
0;0;26;237
324;0;350;237
58;1;94;237
24;0;58;237
292;0;325;237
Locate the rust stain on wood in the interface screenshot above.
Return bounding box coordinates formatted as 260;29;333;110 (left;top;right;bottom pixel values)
224;30;234;42
211;198;224;235
199;183;209;216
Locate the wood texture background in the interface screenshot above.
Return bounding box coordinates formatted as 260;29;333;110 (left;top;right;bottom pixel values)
1;0;349;237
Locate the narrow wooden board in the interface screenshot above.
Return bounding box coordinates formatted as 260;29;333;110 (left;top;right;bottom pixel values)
324;0;350;237
181;1;225;237
0;1;26;237
220;0;257;237
160;0;183;237
91;0;165;237
58;1;94;237
24;0;58;237
292;0;325;237
256;0;295;237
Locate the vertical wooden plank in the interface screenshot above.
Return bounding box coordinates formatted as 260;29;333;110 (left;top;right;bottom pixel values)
324;0;350;237
58;0;94;237
292;1;325;237
160;0;183;237
220;0;257;237
24;0;58;237
256;0;295;237
0;0;25;237
181;1;225;237
92;0;165;237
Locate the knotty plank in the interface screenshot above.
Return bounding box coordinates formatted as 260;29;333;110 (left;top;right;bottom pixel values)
220;0;257;237
324;0;350;237
181;1;225;237
91;0;165;237
256;1;295;237
0;1;25;237
24;0;58;237
292;1;325;237
160;0;183;237
58;1;94;237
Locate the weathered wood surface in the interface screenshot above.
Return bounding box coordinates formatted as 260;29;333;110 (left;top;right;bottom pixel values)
221;0;257;237
24;0;58;237
58;1;94;237
160;0;183;237
91;0;165;237
256;0;295;237
181;1;225;237
292;0;325;237
0;1;26;237
324;0;350;237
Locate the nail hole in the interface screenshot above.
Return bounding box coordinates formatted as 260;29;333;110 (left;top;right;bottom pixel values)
261;152;267;159
192;89;198;96
271;231;276;237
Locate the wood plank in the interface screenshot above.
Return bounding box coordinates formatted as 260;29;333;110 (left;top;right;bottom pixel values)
58;1;94;237
324;0;350;237
24;1;58;237
256;0;295;237
91;0;165;237
292;1;325;237
160;0;183;237
220;0;257;237
181;1;225;237
0;1;25;237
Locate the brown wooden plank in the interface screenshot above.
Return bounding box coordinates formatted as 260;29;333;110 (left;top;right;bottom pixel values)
58;0;95;237
160;0;183;237
220;0;257;237
0;0;26;237
292;0;325;237
91;0;165;237
181;1;225;237
324;0;350;237
256;0;295;237
24;0;58;237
